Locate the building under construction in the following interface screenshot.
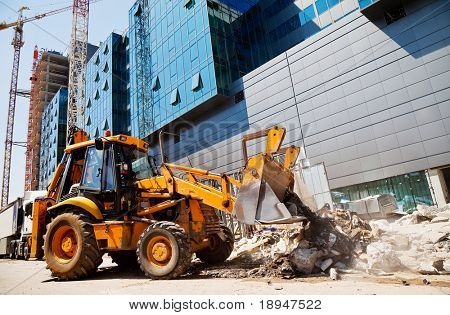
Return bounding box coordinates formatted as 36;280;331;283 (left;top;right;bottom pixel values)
24;50;69;191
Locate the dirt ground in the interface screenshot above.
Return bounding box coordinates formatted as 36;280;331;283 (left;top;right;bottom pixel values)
1;257;449;295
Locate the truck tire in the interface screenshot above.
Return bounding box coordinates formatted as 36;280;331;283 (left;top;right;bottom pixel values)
109;251;139;270
44;212;102;280
137;221;192;280
196;225;234;264
15;245;22;260
24;245;30;261
9;243;16;259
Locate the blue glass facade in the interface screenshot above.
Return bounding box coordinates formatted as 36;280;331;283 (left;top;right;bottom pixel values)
129;0;217;138
84;32;130;139
128;0;380;139
38;88;68;190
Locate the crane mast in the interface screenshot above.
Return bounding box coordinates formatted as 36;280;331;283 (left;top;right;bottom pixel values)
1;7;27;208
67;0;90;138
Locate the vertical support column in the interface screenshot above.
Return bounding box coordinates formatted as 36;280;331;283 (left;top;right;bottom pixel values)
427;168;449;208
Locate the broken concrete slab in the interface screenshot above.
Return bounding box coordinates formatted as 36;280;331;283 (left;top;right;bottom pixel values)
289;248;322;275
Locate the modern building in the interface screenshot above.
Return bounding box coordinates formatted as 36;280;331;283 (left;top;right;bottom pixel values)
84;32;130;139
38;88;68;190
128;0;450;212
25;50;69;191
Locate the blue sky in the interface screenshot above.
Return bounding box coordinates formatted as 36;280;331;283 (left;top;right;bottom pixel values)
0;0;135;203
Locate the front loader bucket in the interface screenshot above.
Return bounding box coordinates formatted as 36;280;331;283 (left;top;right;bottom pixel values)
233;154;307;225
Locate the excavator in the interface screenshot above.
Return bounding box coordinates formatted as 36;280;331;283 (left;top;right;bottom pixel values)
29;125;307;280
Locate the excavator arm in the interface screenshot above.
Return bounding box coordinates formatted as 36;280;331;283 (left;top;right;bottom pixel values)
137;125;304;225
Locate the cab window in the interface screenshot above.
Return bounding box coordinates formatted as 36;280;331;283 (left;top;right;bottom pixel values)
81;147;103;190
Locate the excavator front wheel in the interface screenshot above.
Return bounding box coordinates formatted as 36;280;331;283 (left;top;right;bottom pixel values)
196;225;234;264
44;212;102;280
137;222;192;280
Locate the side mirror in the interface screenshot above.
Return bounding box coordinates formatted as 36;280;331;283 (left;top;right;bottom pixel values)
95;138;104;151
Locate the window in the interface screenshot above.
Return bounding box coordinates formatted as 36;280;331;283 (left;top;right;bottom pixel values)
102;80;109;91
234;90;244;104
102;119;109;131
170;88;180;105
315;0;328;15
86;116;91;126
81;146;103;190
87;99;92;108
103;44;109;55
103;62;109;73
133;3;142;16
95;72;100;82
94;128;99;138
184;0;193;8
94;55;100;65
300;5;316;25
94;90;100;100
385;5;406;25
151;76;160;91
191;72;202;91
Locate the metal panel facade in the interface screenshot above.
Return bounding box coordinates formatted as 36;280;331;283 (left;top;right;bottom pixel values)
161;0;449;192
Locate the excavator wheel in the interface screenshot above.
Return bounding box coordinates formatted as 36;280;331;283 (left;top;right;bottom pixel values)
109;251;139;270
196;225;234;264
44;212;102;280
137;221;192;280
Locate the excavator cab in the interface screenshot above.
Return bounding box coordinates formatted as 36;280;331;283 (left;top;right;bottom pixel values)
51;135;152;219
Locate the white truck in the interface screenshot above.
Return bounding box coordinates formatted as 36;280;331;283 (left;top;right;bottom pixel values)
0;191;46;259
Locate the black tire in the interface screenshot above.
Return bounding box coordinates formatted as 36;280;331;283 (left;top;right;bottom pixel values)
15;245;22;260
137;221;192;280
44;212;102;280
24;245;30;261
9;243;16;259
109;251;139;270
196;225;234;264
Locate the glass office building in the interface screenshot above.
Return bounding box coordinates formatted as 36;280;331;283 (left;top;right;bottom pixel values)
128;0;373;139
38;88;68;190
84;32;130;139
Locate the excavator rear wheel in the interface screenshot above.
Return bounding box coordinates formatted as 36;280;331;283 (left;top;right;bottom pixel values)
196;225;234;264
44;212;102;280
137;221;192;280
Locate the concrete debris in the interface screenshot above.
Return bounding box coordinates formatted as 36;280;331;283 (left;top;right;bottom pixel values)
289;248;323;274
363;203;450;275
329;268;339;280
194;202;450;280
366;242;404;272
225;204;373;278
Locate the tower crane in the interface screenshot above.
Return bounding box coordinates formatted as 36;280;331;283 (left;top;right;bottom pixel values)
0;4;79;208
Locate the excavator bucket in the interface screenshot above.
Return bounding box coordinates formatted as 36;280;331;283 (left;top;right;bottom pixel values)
233;126;307;225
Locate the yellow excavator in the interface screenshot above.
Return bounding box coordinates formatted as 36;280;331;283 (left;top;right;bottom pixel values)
29;125;307;280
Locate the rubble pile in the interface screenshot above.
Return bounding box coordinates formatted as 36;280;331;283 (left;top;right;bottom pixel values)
192;202;450;280
227;206;373;279
357;204;450;275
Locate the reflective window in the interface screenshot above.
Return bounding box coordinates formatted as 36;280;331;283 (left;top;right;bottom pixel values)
81;147;103;190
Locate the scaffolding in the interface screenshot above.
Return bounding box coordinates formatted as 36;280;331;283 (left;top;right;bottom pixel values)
24;50;69;190
134;1;153;138
24;46;39;191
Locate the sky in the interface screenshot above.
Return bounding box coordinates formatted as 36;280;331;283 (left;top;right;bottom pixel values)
0;0;135;204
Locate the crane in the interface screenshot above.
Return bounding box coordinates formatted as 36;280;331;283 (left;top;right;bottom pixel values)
0;4;80;208
67;0;90;140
